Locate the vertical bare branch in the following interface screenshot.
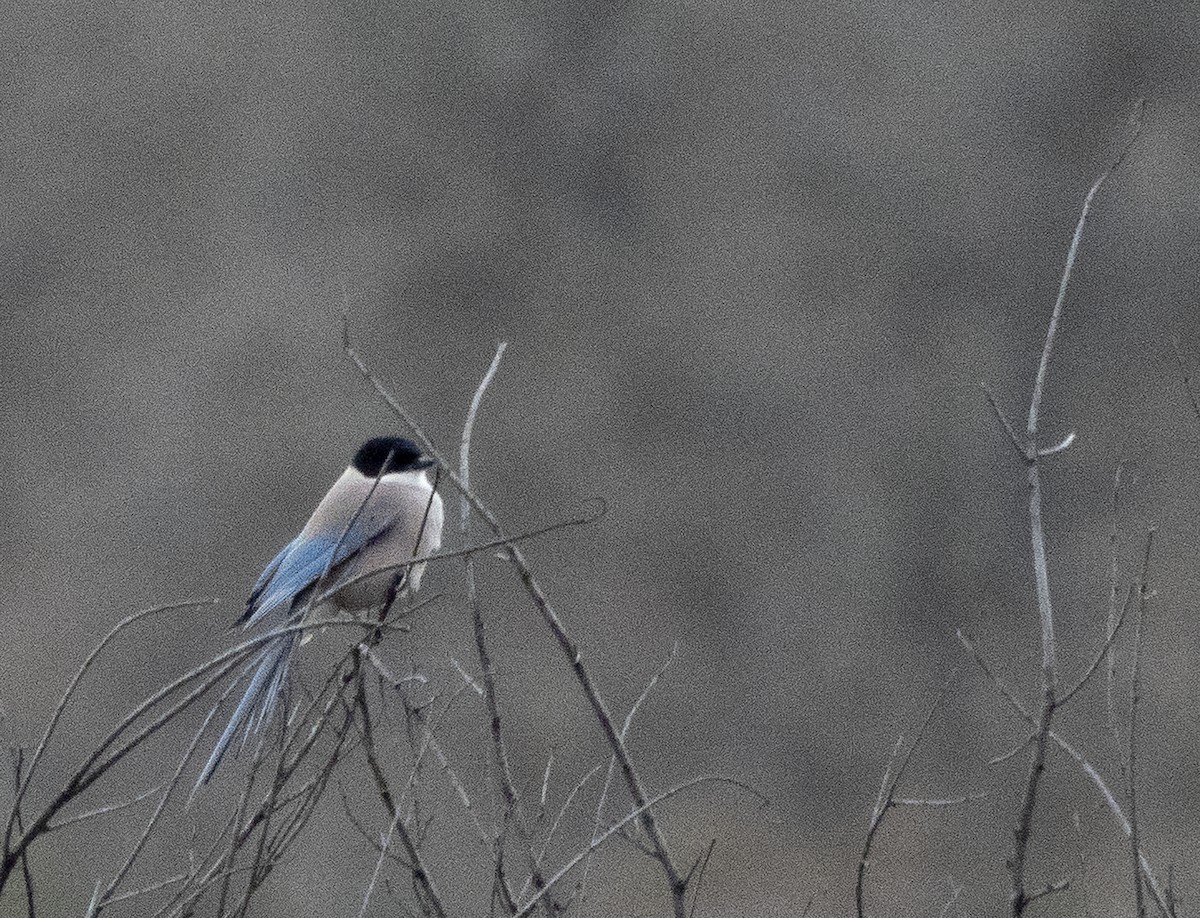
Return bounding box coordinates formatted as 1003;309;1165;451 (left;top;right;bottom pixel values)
1106;463;1125;736
1003;107;1143;918
687;838;717;918
12;751;35;918
1172;336;1200;426
857;735;904;918
353;666;449;918
352;667;451;916
1128;528;1155;918
1071;811;1093;918
456;341;551;911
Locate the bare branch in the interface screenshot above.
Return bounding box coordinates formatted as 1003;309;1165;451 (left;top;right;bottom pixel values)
457;342;550;913
981;382;1025;455
354;668;449;918
45;781;165;833
1128;529;1156;918
687;838;718;918
892;791;988;807
960;630;1173;914
6;598;217;844
989;732;1036;767
1026;101;1144;440
1025;879;1069;906
1172;335;1200;425
1007;105;1143;918
511;775;753;918
1037;431;1077;456
580;643;678;910
1106;463;1126;738
1057;583;1135;710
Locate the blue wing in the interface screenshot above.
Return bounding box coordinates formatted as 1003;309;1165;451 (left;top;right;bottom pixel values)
237;515;397;628
245;536;301;612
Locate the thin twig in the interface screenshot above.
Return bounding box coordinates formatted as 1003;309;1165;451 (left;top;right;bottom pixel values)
448;657;485;697
892;791;988;807
1172;336;1200;426
988;732;1036;767
1057;583;1135;709
538;753;554;822
580;643;678;911
45;780;165;832
687;838;718;918
354;667;448;918
99;873;188;908
1026;103;1145;440
1106;463;1126;739
535;763;604;870
937;877;964;918
1026;879;1069;906
101;696;229;913
981;383;1024;456
12;751;34;918
1128;529;1155;918
5;598;216;847
365;653;489;844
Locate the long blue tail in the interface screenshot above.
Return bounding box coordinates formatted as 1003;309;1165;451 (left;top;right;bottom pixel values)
194;633;297;791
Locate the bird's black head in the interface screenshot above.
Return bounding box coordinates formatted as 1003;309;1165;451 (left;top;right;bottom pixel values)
352;437;434;477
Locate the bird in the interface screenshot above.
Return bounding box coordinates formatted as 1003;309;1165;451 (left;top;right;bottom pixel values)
194;435;444;789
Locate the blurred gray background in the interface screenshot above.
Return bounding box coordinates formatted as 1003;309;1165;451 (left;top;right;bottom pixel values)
3;1;1200;915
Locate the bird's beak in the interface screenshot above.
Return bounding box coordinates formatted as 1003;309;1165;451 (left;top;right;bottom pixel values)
415;456;436;470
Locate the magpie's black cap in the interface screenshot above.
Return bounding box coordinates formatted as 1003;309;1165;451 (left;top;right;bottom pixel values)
352;436;434;477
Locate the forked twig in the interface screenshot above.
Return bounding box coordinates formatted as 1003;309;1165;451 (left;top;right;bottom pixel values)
958;629;1172;914
579;643;678;910
856;698;955;918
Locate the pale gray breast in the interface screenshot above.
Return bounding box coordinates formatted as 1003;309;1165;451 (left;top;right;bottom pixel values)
303;467;444;611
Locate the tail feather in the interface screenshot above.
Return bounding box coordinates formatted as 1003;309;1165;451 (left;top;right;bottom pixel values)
193;634;297;792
